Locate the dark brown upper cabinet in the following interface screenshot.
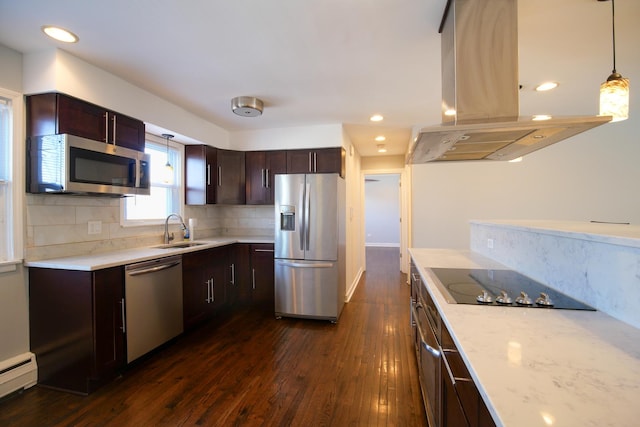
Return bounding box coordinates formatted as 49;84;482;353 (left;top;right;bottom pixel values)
185;145;246;205
286;147;345;177
26;92;145;152
245;150;287;205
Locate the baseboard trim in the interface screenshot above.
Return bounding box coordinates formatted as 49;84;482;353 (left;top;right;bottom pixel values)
345;267;364;302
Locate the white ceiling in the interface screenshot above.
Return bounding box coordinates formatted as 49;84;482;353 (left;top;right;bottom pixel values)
0;0;636;157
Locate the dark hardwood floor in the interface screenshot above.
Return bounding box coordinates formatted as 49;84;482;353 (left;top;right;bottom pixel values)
0;247;426;426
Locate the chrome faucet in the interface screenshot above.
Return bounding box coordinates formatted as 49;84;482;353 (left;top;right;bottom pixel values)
164;213;187;244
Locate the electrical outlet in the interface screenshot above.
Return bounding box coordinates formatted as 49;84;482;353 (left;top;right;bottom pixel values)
487;238;494;249
88;220;102;235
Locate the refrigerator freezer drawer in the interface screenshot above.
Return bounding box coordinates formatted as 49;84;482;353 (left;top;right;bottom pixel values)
275;259;339;321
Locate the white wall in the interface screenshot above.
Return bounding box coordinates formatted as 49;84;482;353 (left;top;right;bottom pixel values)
23;49;230;148
365;174;400;247
341;131;365;301
0;44;30;363
411;120;640;249
230;124;343;150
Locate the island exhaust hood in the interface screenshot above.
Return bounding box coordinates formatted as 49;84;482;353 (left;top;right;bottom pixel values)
406;0;611;163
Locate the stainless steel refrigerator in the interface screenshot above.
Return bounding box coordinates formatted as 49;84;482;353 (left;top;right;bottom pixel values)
274;173;346;322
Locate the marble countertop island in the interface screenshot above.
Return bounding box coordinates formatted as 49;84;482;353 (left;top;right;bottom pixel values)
409;248;640;427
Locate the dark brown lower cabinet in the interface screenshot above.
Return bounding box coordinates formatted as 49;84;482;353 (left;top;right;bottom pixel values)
441;356;470;427
182;247;229;331
411;260;495;427
228;243;251;306
250;243;275;309
226;243;275;310
29;266;125;395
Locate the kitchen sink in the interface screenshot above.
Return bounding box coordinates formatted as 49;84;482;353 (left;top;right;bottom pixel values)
153;242;207;249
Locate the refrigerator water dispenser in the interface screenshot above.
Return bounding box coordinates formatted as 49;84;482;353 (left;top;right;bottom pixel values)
280;205;295;231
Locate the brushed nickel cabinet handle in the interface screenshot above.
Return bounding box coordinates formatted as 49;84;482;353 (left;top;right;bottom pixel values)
120;298;126;333
112;114;117;145
104;113;109;143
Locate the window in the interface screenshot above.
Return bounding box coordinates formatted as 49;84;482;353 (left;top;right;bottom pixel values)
0;95;14;262
122;135;182;224
0;88;23;266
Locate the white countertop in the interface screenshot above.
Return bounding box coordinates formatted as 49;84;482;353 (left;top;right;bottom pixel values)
24;237;274;271
409;248;640;427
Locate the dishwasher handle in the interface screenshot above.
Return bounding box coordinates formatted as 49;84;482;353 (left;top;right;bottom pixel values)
126;260;182;276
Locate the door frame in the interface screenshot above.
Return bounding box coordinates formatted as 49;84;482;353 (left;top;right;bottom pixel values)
361;167;411;274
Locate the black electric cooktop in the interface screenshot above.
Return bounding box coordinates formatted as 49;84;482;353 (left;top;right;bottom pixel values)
429;268;595;311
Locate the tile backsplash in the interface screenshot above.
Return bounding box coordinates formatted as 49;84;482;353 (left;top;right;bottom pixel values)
25;194;274;261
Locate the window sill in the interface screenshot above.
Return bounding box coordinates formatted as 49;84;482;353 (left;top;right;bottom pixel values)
0;259;21;274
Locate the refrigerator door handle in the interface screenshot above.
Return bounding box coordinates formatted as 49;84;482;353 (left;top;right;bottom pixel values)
276;260;334;268
304;182;311;251
299;183;305;251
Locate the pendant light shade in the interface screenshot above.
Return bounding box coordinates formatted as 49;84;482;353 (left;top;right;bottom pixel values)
599;0;629;122
600;73;629;122
162;133;174;184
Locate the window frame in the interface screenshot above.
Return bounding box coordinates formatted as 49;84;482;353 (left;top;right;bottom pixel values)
0;87;24;268
120;133;184;227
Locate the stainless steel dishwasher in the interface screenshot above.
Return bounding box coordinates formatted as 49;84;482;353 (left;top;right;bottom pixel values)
124;255;184;363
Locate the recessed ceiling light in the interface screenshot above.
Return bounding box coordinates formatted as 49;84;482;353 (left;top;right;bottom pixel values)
535;82;558;92
370;114;383;122
375;135;386;142
377;144;387;153
532;114;552;121
41;26;79;43
444;108;456;116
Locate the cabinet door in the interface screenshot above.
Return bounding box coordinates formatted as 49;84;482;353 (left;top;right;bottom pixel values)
216;149;246;204
246;151;268;204
251;243;275;309
185;145;217;205
265;151;287;204
314;147;345;176
182;250;211;330
286;149;313;174
441;357;470;427
246;151;287;205
92;267;125;380
57;94;108;142
208;247;229;310
286;148;345;176
111;112;145;151
228;243;251;306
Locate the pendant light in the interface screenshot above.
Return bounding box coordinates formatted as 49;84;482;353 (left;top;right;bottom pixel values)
599;0;629;122
162;133;174;184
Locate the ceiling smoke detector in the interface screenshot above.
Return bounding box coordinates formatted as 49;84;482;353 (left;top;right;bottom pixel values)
231;96;263;117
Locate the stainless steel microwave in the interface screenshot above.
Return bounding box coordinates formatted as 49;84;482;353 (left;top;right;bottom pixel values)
27;134;150;196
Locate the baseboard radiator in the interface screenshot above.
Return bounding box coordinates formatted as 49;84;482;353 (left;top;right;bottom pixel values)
0;352;37;399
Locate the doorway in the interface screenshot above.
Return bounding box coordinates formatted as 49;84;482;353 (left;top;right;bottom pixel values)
364;174;400;248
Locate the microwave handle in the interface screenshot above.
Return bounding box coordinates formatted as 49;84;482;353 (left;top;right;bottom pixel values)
135;159;141;188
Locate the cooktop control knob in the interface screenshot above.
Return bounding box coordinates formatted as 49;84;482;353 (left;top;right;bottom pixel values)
476;290;494;304
515;291;533;306
535;292;554;307
496;290;513;305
